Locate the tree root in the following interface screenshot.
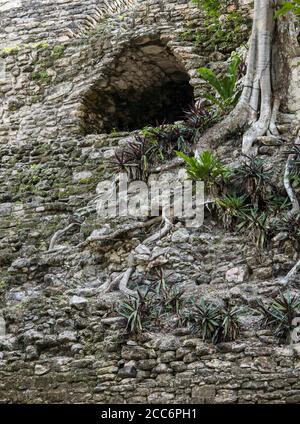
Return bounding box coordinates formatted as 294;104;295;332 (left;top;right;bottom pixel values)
79;216;162;249
152;157;183;173
284;132;300;216
48;222;80;251
280;258;300;286
143;212;173;245
195;102;250;151
268;97;280;136
102;211;174;297
119;267;136;297
98;274;121;294
195;0;283;156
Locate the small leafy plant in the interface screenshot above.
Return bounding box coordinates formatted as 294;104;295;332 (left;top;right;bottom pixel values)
275;1;300;17
176;150;230;194
233;156;273;207
189;298;221;341
113;124;194;181
150;270;185;318
183;102;212;131
145;123;194;159
185;298;244;343
271;213;300;248
113;136;154;181
118;289;151;334
198;52;242;112
255;292;300;343
216;193;248;229
237;208;269;249
217;301;244;343
193;0;222;15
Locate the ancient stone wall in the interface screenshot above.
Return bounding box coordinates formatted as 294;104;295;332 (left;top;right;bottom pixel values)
0;0;300;404
0;0;137;47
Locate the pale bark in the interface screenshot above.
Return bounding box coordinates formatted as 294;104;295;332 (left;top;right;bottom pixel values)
281;258;300;285
143;211;173;245
242;0;274;154
116;210;173;297
79;216;161;249
119;267;136;297
196;0;284;155
48;223;80;251
284;132;300;215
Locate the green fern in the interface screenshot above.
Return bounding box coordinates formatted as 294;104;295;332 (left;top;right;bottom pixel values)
176;150;230;186
198;52;242;111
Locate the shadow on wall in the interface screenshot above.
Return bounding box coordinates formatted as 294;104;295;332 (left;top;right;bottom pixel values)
80;39;195;134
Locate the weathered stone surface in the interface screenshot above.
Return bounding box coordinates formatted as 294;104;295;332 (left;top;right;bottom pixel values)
0;316;5;336
69;296;88;309
0;0;299;406
225;266;249;283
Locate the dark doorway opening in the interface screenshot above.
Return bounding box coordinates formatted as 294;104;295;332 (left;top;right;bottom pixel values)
81;41;195;135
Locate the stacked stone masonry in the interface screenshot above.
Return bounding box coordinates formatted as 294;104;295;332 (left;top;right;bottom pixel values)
0;0;300;404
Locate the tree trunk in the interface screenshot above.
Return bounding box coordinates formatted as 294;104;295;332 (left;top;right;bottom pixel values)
196;0;295;154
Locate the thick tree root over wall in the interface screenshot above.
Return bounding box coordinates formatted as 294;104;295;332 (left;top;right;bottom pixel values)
196;0;295;156
98;210;173;297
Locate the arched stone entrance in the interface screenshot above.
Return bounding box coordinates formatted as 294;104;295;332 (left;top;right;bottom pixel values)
81;39;194;134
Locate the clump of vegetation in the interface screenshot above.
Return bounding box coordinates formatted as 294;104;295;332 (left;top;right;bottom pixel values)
275;1;300;17
116;271;185;335
116;288;245;343
115;283;299;345
236;208;269;249
113;135;155;181
193;0;222;15
118;289;151;334
51;44;65;59
151;273;184;316
176;150;230;194
0;46;20;57
141;123;194;158
186;298;221;341
113;124;194;181
183;102;212;131
31;70;50;80
271;213;300;249
27;43;65;84
182;298;244;343
216;193;248;229
255;292;300;344
0;41;53;58
232;156;273;207
198;52;243;114
182;1;250;54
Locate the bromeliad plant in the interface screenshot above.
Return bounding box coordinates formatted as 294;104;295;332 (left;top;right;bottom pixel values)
236;208;269;249
114;124;194;181
176;150;230;195
113;135;154;181
183;102;212;132
118;289;152;334
255;292;300;344
232;156;273;207
271;212;300;249
150;269;185;317
189;298;221;341
217;301;244;343
216;193;248;230
198;52;243;113
185;298;244;343
145;123;194;160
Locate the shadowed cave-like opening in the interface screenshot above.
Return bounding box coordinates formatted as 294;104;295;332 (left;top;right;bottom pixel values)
81;42;195;134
